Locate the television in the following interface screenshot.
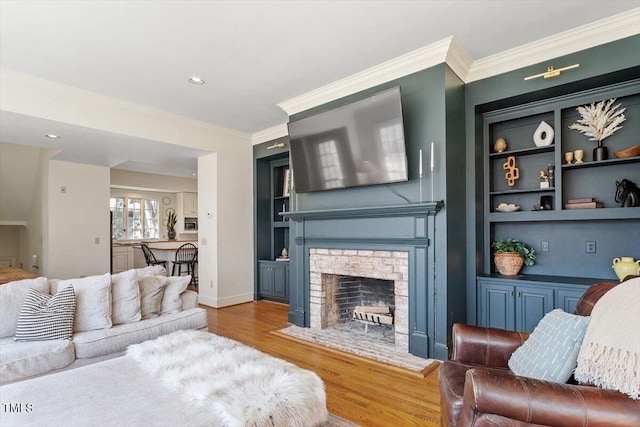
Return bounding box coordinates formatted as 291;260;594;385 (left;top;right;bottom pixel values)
288;86;408;193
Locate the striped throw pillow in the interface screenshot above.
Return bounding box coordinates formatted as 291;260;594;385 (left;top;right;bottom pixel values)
14;287;76;341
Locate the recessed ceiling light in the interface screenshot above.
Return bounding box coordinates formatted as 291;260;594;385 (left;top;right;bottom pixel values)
188;76;205;85
45;134;61;139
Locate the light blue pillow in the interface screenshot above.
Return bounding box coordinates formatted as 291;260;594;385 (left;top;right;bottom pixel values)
508;309;590;383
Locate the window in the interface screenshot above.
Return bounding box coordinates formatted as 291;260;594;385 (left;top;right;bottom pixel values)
110;197;159;239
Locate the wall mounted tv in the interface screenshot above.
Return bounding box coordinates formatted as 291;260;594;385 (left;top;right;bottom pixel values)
288;86;408;193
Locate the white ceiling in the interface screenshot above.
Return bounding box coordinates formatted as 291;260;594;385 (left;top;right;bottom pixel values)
1;1;639;178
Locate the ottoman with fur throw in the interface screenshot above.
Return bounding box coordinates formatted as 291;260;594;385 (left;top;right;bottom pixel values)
0;330;329;427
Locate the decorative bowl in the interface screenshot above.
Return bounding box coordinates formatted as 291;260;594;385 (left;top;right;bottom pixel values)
496;203;520;212
615;145;640;158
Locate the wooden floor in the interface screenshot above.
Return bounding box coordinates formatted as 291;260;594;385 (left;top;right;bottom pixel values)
205;300;442;427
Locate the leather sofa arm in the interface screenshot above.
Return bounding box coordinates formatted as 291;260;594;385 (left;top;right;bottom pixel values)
458;368;640;427
451;323;528;368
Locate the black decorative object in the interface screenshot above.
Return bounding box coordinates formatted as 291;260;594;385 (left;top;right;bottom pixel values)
547;164;555;188
593;140;608;161
615;179;640;207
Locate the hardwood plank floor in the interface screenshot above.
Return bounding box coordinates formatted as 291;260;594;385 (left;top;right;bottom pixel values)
205;300;441;426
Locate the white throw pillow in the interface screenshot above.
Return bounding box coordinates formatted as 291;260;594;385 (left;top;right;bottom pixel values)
135;265;167;278
0;277;49;338
111;269;141;324
508;309;590;383
138;276;167;319
14;287;76;341
161;275;190;315
57;273;112;332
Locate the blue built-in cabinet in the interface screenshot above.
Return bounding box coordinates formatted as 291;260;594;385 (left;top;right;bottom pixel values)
478;275;590;332
466;36;640;328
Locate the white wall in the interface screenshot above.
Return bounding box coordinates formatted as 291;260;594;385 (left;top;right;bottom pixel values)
197;147;254;308
46;160;110;279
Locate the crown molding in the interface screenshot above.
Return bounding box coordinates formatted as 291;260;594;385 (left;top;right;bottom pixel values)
445;36;474;82
251;123;288;145
466;8;640;82
277;37;454;116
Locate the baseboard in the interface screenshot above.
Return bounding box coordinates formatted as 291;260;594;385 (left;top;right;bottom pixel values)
197;292;253;308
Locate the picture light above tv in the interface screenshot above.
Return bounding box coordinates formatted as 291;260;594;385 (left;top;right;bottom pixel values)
288;86;408;193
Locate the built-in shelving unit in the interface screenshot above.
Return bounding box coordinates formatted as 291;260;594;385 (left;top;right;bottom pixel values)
255;152;290;303
478;79;640;331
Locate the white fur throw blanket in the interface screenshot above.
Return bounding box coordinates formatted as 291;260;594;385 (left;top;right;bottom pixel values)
574;277;640;399
127;330;328;426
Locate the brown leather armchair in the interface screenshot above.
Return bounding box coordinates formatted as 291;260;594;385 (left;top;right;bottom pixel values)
439;277;640;427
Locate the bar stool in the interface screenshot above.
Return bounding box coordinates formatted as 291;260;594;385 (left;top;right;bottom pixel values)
141;244;167;268
172;243;197;280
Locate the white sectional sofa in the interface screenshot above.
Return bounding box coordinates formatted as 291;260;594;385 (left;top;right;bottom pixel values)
0;266;208;385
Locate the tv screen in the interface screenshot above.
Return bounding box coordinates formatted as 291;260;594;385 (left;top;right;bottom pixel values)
288;87;408;193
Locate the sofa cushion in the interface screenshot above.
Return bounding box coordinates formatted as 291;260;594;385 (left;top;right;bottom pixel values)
72;308;208;359
136;265;167;277
138;276;167;320
57;273;112;332
111;269;141;325
161;275;190;315
14;287;76;341
508;309;590;383
0;337;75;385
0;277;50;338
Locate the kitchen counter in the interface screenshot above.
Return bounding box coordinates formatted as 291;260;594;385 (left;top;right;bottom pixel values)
144;241;198;251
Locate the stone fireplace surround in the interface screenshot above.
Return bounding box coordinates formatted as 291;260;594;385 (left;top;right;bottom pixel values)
283;202;443;358
309;248;409;352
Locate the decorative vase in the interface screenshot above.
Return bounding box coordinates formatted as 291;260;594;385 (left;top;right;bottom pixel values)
593;140;608;161
168;231;176;240
612;257;640;281
494;252;524;276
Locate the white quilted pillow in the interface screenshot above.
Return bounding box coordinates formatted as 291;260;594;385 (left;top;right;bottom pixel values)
111;269;141;325
57;273;112;332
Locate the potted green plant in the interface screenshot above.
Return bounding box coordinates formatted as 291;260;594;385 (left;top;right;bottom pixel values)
167;211;177;240
492;238;536;276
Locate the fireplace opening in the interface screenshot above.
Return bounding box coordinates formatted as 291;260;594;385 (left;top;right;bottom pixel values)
323;274;396;345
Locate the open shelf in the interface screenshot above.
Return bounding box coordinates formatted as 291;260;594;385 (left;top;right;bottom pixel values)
561;156;640;170
490;187;555;196
490;145;555;159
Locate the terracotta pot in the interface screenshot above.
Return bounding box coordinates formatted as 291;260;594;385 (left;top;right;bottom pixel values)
494;252;524;276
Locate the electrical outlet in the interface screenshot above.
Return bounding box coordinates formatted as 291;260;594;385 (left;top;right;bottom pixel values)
541;241;550;252
94;237;100;244
586;241;596;254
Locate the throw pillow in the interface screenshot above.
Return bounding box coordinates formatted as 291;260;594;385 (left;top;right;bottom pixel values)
14;287;76;341
508;309;590;383
574;277;640;399
138;276;168;319
136;265;167;278
0;277;49;338
160;275;190;315
57;273;112;332
111;269;141;324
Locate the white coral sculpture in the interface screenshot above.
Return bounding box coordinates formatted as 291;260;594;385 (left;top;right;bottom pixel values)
568;98;626;143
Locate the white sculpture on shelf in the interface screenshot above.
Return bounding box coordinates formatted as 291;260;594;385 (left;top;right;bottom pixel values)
533;120;554;147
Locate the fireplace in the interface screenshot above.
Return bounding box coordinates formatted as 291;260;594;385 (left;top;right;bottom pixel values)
283;202;443;358
309;248;409;352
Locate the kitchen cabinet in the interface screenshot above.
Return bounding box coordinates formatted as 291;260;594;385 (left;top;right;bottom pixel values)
112;245;135;273
258;260;289;302
175;192;198;235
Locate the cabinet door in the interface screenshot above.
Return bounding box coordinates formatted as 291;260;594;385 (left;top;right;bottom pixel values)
258;263;274;297
515;285;554;332
272;264;287;299
556;288;585;314
479;282;514;330
112;249;128;274
184;193;197;216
